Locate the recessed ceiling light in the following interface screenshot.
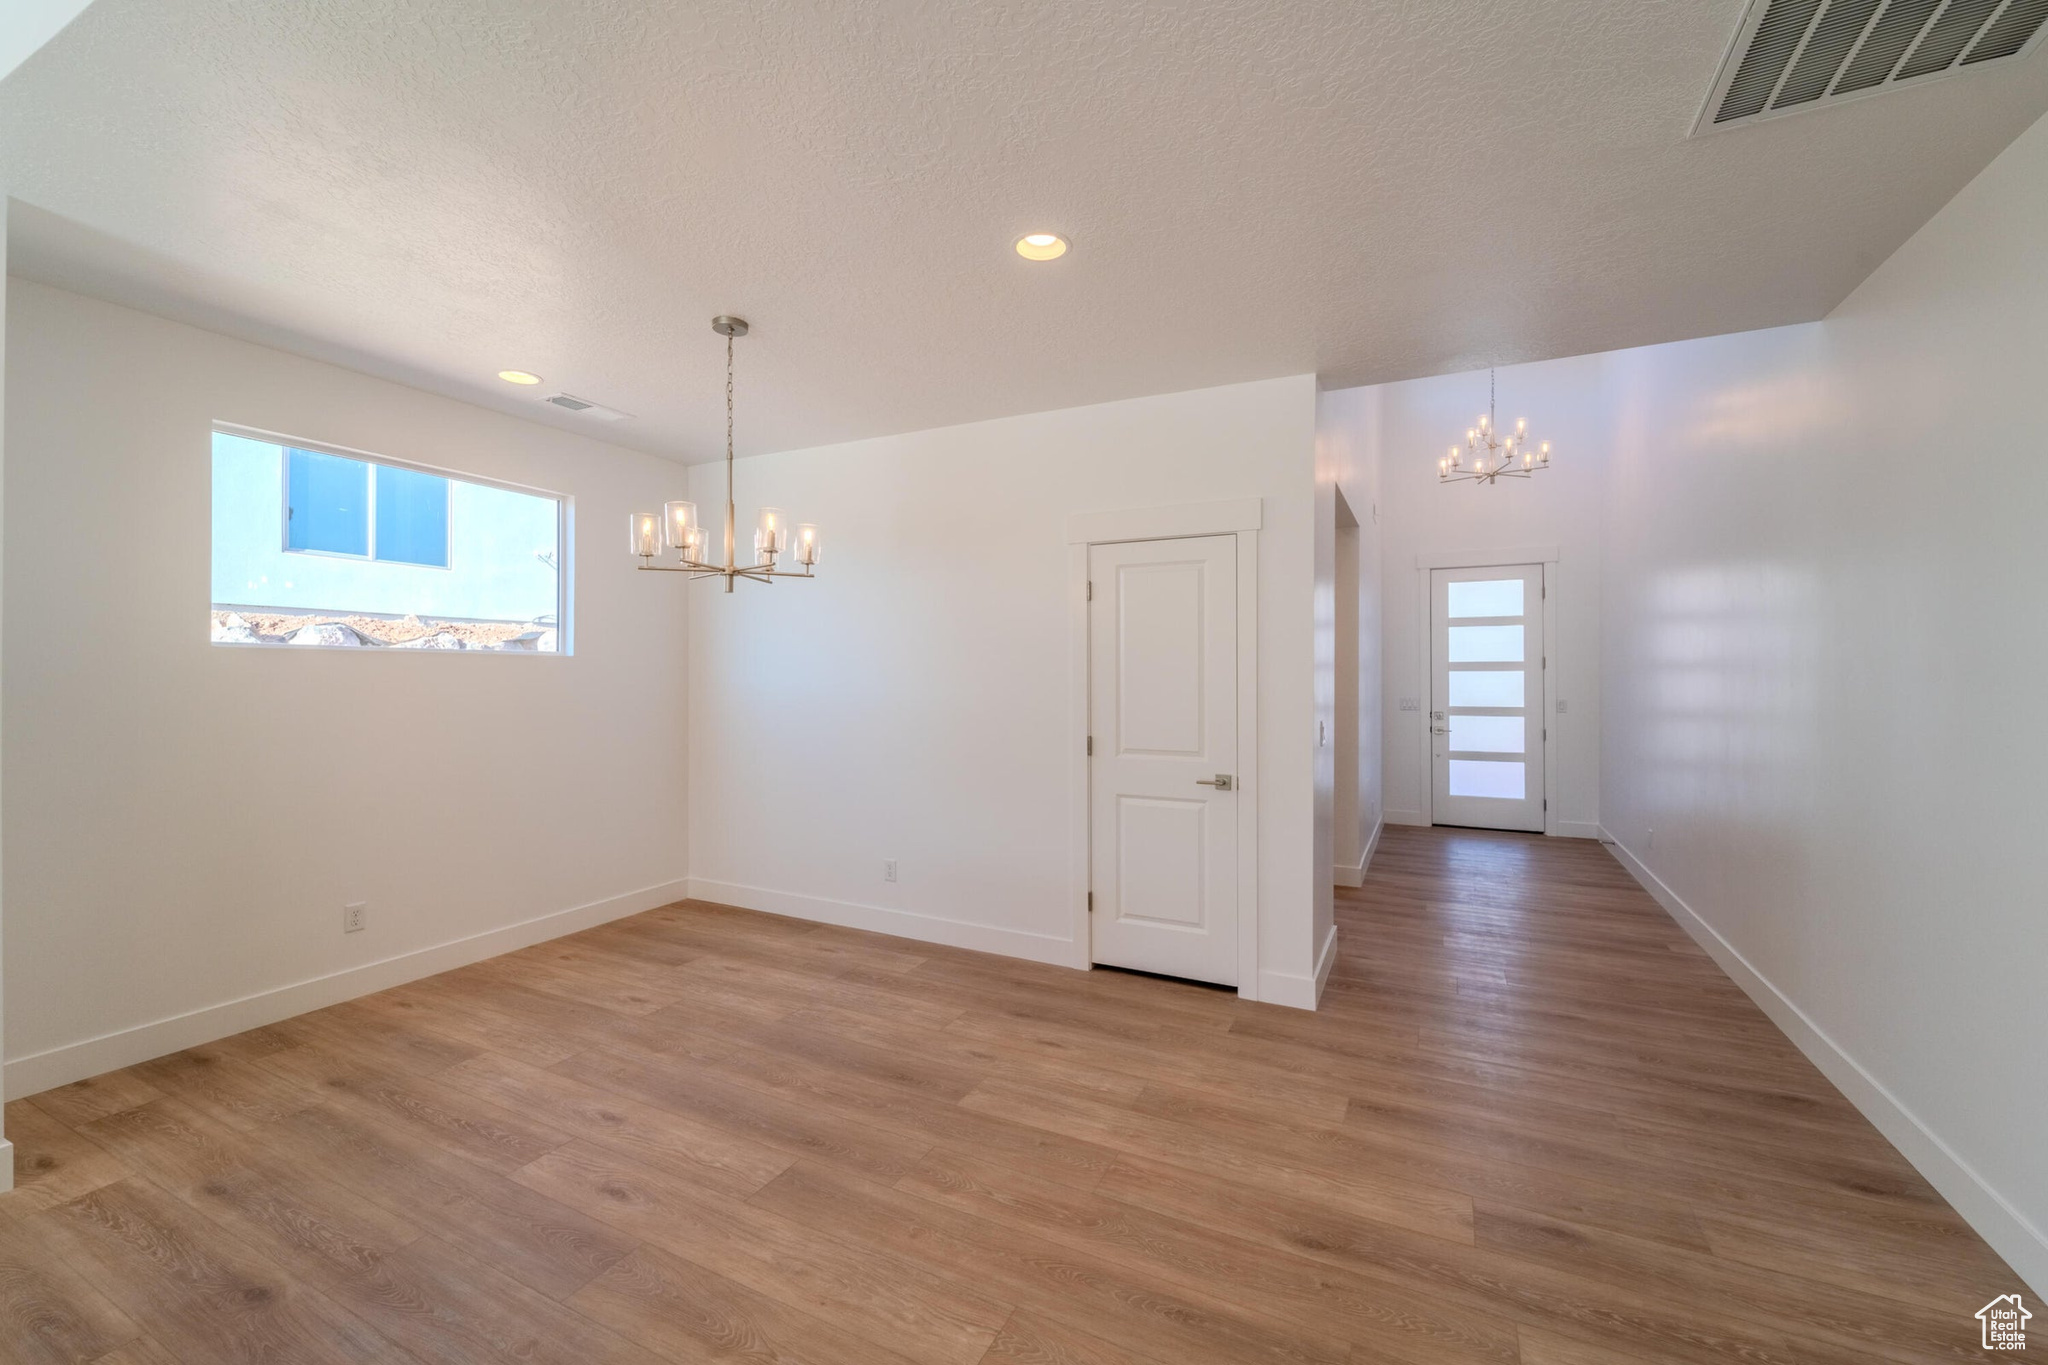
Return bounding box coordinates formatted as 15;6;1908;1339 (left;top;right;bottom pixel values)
498;369;544;385
1015;232;1068;262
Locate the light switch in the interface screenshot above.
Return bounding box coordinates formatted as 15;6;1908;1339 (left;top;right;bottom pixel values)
1399;698;1420;712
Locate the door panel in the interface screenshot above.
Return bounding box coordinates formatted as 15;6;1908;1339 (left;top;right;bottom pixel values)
1089;535;1239;986
1431;564;1545;832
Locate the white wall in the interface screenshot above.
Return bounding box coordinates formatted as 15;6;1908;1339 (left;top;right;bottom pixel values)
0;0;97;84
1325;361;1604;836
684;375;1326;1004
1596;111;2048;1293
3;280;691;1096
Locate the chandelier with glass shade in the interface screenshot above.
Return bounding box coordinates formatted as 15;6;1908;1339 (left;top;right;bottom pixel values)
629;316;821;592
1439;368;1552;486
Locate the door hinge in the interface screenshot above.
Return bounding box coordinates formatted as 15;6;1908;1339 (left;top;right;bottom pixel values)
1086;581;1093;601
1087;892;1094;912
1543;798;1548;810
1086;735;1094;756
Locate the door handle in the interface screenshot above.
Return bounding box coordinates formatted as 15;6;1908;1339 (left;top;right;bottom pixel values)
1195;774;1233;790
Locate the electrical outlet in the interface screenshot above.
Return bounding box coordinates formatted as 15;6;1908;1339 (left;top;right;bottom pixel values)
883;859;898;883
1556;699;1569;714
1646;828;1656;850
343;902;367;933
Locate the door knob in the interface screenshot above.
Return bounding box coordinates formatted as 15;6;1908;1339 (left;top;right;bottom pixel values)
1195;774;1233;790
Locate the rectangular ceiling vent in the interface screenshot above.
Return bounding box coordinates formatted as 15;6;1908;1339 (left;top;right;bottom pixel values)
539;392;633;422
1696;0;2048;133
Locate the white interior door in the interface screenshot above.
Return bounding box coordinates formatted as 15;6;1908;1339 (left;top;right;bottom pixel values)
1430;565;1545;832
1089;535;1239;986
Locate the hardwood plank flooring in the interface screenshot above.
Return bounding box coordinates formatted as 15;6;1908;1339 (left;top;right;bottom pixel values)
0;826;2030;1363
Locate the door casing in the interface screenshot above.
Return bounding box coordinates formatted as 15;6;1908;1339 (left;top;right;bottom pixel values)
1412;545;1561;837
1067;499;1262;1000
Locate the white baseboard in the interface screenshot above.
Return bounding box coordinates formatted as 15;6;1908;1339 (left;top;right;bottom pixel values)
1601;830;2048;1298
686;878;1084;970
1332;819;1384;889
1550;821;1601;839
1314;922;1339;1002
1385;808;1428;827
1259;923;1338;1012
4;877;690;1101
0;1139;14;1193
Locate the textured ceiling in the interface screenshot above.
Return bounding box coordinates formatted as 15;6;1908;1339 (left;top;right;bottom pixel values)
5;0;2048;463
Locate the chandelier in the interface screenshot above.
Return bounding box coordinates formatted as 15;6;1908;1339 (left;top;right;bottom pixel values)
1439;368;1551;485
629;316;820;592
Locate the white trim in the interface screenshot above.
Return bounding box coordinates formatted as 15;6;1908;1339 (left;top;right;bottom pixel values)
1385;807;1428;826
1066;497;1262;545
1259;922;1338;1010
0;1140;13;1193
1234;528;1261;999
1413;544;1559;569
1066;543;1094;967
687;879;1079;968
1333;817;1382;887
1541;563;1559;836
5;876;689;1100
1601;830;2048;1298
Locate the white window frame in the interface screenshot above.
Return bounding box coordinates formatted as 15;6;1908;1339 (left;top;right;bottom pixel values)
214;422;574;654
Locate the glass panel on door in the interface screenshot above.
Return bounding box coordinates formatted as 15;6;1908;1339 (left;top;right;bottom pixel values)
1446;578;1524;618
1446;625;1523;662
1448;669;1524;708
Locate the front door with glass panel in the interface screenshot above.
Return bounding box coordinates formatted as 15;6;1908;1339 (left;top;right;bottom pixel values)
1430;565;1544;832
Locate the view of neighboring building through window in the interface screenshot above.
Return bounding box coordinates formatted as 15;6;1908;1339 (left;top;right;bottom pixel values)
212;429;566;651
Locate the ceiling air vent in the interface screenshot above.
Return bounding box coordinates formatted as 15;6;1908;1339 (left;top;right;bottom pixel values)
538;392;633;422
1696;0;2048;132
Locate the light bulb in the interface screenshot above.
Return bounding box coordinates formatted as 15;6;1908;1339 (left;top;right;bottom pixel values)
793;523;821;567
1517;418;1526;433
1478;414;1488;429
754;506;785;561
628;512;660;559
663;501;697;553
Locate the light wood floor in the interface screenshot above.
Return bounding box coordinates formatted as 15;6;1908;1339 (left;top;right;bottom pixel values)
0;826;2028;1364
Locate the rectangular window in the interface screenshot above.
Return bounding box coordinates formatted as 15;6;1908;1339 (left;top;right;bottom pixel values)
213;427;567;652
